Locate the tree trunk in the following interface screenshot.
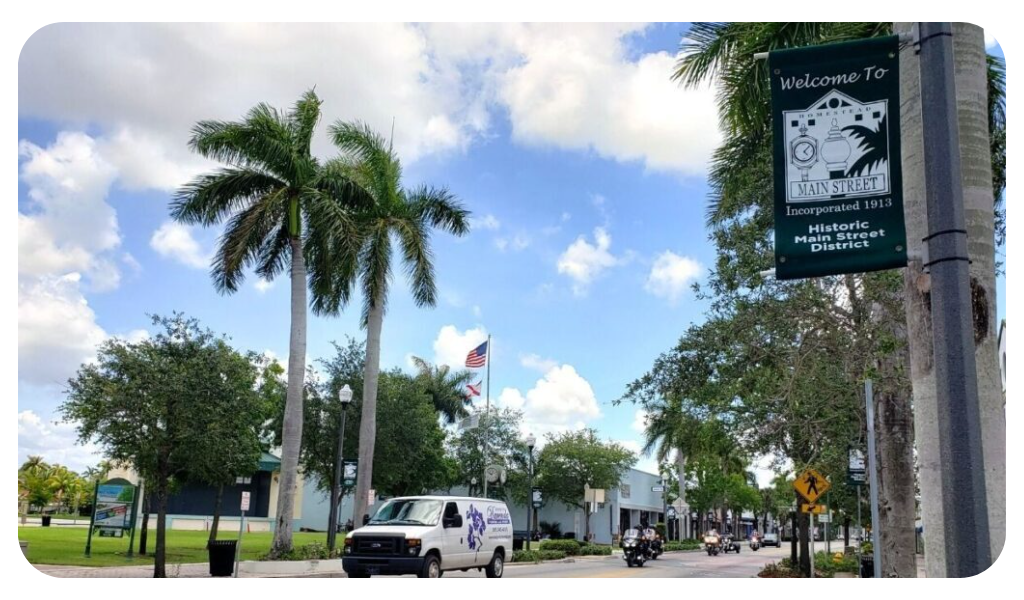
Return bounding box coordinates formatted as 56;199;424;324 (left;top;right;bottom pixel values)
875;386;918;576
896;22;1005;575
675;450;687;523
844;516;850;548
140;494;150;556
154;478;168;578
790;512;798;565
209;484;224;544
353;299;385;525
271;237;307;555
797;491;810;576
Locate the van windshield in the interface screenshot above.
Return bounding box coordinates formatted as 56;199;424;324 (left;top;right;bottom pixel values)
368;499;443;526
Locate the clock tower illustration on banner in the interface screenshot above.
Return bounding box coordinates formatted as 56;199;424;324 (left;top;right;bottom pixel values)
783;89;890;203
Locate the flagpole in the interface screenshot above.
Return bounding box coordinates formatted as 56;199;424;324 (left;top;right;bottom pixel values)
483;334;491;498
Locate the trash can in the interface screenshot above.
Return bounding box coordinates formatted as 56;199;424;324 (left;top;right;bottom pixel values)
208;540;238;577
41;515;51;527
860;556;874;578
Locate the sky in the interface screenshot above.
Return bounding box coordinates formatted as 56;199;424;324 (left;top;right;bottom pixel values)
17;23;1006;484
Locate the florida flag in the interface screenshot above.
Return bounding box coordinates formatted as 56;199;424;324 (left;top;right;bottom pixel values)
465;341;488;368
466;381;482;398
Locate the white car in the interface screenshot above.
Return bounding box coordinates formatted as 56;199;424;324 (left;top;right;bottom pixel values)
342;496;512;578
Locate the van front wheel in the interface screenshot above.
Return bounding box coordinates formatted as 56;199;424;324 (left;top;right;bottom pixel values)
485;551;504;578
419;555;443;578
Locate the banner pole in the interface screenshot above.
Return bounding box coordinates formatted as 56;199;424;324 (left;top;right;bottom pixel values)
483;334;491;498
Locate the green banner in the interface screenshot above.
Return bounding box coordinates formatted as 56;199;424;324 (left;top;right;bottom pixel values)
770;36;907;279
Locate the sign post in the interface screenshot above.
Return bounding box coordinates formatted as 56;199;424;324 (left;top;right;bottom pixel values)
794;469;830;578
234;491;250;579
768;36;907;279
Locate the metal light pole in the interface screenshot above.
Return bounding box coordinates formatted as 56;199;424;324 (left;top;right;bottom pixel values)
525;433;536;551
327;384;353;552
917;21;991;577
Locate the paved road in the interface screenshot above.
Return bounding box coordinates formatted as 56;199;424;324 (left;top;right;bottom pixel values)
438;546;791;578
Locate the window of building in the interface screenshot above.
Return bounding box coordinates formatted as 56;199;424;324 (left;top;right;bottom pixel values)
620;484;630;499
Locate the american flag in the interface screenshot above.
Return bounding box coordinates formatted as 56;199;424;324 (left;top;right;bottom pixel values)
465;341;488;368
466;381;482;397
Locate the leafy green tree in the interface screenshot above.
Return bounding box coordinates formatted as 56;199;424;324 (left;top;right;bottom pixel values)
447;408;529;499
61;314;265;577
411;356;475;425
536;429;636;541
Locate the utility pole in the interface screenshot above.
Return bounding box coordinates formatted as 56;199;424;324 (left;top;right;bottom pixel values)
866;380;882;578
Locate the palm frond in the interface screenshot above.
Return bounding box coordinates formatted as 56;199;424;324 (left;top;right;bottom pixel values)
189;103;299;183
329;120;401;200
211;190;287;293
360;221;393;325
406;185;470;237
171;168;284;226
394;210;437;308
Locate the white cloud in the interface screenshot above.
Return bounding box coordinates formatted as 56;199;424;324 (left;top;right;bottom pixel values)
494;232;531;252
18;274;107;386
632;409;650;433
985;32;998;49
432;325;488;370
18;410;102;472
492;24;720;174
19;23;490;184
20;23;717;194
150;221;211;269
18;133;127;386
520;353;558;373
645;251;703;304
254;278;275;293
557;227;621;295
497;364;602;443
471;214;501;231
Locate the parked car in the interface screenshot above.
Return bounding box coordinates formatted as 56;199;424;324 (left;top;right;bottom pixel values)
762;532;781;547
343;496;512;578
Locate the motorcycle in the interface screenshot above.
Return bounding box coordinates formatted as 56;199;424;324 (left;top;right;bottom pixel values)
749;535;761;551
722;534;742;554
621;530;651;568
650;535;664;559
704;532;722;556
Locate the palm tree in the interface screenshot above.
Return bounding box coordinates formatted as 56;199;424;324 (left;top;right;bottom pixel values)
411;356;475;425
20;456;49;476
640;395;703;534
328;120;470;523
173;90;370;554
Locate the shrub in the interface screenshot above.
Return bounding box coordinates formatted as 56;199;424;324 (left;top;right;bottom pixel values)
261;541;340;561
664;539;702;551
758;561;802;578
538;520;562;539
579;544;612;556
511;549;567;563
539;539;582;556
654;522;666;538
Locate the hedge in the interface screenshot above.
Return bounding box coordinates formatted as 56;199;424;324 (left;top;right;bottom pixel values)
579;544;612;556
538;539;582;556
664;539;702;552
511;549;567;563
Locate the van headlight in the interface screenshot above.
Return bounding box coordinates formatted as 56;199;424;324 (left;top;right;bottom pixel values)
344;537;353;555
406;538;422;556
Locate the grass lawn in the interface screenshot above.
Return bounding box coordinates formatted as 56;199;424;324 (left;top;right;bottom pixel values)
19;526;334;567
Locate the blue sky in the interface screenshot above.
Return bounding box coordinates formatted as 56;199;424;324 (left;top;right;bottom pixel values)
17;23;1005;480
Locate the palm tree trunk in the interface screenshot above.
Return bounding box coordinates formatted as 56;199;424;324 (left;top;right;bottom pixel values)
271;237;307;555
875;386;917;576
896;22;1005;575
353;298;385;525
209;484;224;544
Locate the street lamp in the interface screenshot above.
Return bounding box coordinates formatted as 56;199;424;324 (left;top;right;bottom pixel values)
327;384;353;552
525;433;536;551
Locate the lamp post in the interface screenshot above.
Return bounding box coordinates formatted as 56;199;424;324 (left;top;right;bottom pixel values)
525;433;536;551
327;384;353;552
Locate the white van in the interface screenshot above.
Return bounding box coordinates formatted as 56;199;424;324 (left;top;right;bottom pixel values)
342;496;513;578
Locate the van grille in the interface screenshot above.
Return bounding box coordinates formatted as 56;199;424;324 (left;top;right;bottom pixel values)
354;536;403;556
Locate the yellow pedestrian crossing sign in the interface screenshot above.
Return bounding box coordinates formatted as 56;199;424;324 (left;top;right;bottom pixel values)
793;468;830;503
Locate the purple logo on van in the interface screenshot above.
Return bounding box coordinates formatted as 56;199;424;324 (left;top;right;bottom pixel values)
466;504;487;550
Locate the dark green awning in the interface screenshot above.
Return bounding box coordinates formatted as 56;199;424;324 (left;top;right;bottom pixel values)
258;452;281;472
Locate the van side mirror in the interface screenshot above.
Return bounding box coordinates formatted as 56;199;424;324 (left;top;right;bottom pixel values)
443;514;463;529
362;514;370;526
